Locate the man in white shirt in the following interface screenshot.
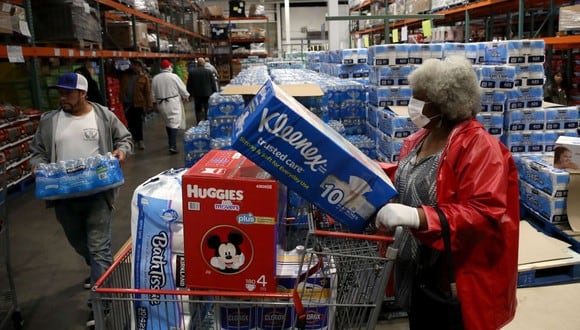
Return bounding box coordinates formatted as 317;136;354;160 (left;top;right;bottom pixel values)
30;72;133;328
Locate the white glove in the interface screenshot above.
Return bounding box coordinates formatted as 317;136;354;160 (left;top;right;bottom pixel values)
375;203;420;230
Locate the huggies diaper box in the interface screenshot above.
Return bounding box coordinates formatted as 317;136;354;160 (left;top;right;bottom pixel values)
182;150;287;292
231;80;398;233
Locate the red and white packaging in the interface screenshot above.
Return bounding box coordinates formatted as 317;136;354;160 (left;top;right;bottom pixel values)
182;150;287;292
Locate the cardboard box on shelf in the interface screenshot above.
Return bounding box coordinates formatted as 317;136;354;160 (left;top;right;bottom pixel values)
559;4;580;32
106;21;149;49
0;11;11;34
405;0;430;14
231;60;242;77
10;3;29;36
32;1;102;43
182;150;287;292
205;5;224;18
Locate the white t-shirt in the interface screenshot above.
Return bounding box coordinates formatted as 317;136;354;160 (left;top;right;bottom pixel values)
55;108;100;161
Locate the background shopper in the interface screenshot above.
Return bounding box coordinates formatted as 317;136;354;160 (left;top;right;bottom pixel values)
151;59;190;154
187;57;217;123
122;59;151;150
544;70;569;105
75;63;105;105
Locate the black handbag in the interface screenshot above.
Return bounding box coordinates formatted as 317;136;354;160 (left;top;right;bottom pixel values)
417;207;464;330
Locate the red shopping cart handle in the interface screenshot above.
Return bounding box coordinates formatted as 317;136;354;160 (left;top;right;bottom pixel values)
293;289;307;330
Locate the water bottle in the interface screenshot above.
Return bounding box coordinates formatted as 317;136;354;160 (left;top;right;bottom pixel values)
107;152;124;187
34;163;51;199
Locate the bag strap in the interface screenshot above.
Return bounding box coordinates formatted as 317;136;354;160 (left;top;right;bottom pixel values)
434;207;458;299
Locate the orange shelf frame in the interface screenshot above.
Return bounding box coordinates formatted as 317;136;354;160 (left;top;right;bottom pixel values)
351;0;571;36
541;35;580;51
0;45;203;59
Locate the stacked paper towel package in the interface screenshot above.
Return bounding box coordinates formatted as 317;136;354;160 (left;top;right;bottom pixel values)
130;168;209;330
34;153;124;200
516;156;569;223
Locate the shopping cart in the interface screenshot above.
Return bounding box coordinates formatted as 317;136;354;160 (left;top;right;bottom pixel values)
93;216;402;330
0;154;23;329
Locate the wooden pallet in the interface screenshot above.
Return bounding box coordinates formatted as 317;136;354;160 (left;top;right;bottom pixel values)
35;39;103;50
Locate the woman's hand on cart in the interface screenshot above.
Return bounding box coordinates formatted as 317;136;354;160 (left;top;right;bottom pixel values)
375;203;422;230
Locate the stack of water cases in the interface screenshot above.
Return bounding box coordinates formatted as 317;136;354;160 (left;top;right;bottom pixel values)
183;121;210;168
266;60;306;71
184;94;245;168
208;93;245;148
270;69;370;156
306;51;324;72
229;65;270;86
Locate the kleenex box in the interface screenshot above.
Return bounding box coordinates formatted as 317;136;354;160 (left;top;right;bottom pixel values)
232;80;398;232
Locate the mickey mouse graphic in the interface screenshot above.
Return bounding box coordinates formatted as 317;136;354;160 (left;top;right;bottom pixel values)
207;230;246;273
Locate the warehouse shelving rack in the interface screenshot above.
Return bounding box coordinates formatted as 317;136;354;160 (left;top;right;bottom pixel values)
0;0;213;109
208;16;270;83
339;0;580;48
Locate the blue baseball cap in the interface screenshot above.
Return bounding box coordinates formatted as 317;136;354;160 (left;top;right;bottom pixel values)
51;73;88;91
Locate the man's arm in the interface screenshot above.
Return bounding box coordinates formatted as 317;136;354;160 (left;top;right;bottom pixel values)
29;115;52;174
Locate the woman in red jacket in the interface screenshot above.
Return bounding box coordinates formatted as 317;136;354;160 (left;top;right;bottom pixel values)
376;56;519;329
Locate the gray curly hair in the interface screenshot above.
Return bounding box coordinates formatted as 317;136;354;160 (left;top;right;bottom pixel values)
408;56;482;122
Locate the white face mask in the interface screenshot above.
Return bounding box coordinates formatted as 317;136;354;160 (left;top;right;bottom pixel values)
408;97;439;128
